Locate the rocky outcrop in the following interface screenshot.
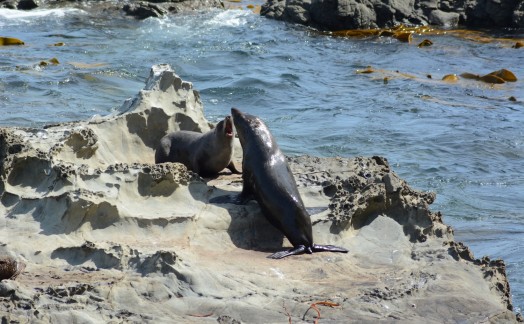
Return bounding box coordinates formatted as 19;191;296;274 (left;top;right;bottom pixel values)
121;0;223;19
261;0;524;30
0;0;223;19
0;0;38;10
0;64;520;322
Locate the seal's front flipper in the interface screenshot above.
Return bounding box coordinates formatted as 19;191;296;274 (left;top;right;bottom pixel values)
227;161;242;174
312;244;349;254
267;245;308;259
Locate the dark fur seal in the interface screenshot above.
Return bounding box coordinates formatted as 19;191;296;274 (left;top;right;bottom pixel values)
230;108;348;259
155;116;241;177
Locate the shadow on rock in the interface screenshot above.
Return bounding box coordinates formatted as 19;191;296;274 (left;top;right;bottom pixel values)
207;188;286;254
51;242;122;270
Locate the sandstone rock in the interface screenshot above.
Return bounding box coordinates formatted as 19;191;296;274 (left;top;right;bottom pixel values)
0;64;519;322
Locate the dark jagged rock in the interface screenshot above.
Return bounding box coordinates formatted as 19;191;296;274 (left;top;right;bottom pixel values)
261;0;524;30
0;0;223;20
123;1;167;19
0;0;40;10
465;0;521;27
123;0;223;19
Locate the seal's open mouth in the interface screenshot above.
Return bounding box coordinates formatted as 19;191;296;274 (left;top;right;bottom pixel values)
225;116;234;138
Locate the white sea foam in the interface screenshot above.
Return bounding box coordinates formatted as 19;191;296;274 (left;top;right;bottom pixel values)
140;15;183;36
0;8;84;22
206;10;250;27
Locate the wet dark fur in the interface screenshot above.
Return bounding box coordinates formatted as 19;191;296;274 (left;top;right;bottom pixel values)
230;108;348;259
155;116;240;177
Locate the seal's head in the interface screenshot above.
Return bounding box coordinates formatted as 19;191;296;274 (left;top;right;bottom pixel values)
215;115;235;139
231;108;272;148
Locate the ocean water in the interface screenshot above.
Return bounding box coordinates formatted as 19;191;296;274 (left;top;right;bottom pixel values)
1;5;523;314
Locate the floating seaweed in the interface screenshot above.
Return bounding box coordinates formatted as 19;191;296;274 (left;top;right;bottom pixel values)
0;37;24;46
459;72;479;80
488;69;517;82
478;74;505;84
331;24;433;40
330;25;524;48
418;39;433;47
459;69;517;84
222;0;260;13
442;74;459;82
355;65;417;80
246;4;261;14
356;66;375;74
356;65;518;88
333;29;381;37
38;58;60;67
394;32;412;43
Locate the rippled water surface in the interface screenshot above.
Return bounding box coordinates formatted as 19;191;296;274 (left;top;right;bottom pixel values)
1;6;523;313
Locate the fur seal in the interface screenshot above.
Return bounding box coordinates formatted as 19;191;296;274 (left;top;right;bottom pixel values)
229;108;348;259
155;116;241;177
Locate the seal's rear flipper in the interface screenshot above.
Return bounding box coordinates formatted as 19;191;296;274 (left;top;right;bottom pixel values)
312;244;349;254
268;244;348;259
267;246;308;259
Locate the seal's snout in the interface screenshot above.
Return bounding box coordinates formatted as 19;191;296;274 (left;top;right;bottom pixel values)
231;107;245;131
231;108;241;116
231;108;242;122
225;116;234;138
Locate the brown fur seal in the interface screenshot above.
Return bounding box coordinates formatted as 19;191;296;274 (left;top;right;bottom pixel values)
228;108;348;259
155;116;241;177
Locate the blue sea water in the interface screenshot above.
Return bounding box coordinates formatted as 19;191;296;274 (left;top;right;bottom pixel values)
1;5;523;314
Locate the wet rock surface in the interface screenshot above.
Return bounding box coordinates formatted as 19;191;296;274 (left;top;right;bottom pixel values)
0;0;224;19
261;0;524;30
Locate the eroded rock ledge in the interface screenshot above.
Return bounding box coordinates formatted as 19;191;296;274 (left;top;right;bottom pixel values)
0;64;519;322
261;0;524;30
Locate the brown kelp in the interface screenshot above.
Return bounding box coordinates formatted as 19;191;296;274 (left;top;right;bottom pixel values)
0;37;24;46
